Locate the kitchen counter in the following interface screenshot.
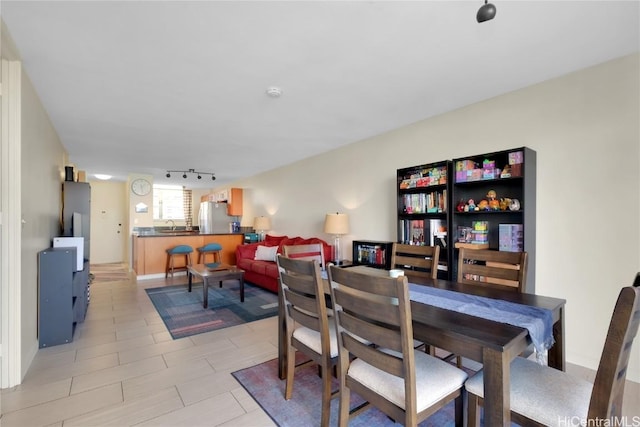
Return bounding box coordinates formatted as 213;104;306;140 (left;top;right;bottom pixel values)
133;230;243;237
132;232;244;276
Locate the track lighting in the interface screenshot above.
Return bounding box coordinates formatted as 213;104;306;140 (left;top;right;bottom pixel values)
165;168;216;181
477;0;496;23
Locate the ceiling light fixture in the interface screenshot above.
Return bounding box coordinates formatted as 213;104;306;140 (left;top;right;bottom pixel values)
166;168;216;181
266;86;282;98
94;174;112;180
477;0;497;23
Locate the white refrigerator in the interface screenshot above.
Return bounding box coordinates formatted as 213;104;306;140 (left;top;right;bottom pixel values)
198;201;230;234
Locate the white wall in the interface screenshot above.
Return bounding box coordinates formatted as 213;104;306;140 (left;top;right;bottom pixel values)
233;54;640;381
19;63;68;379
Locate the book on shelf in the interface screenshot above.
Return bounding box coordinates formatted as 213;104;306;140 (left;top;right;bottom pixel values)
356;244;387;266
402;190;447;214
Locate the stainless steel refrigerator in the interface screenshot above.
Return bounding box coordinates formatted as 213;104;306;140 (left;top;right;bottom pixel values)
198;201;230;234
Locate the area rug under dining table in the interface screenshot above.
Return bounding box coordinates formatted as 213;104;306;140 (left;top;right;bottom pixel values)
145;281;279;339
232;354;480;426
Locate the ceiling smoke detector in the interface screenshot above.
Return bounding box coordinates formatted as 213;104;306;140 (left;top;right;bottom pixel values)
266;86;282;98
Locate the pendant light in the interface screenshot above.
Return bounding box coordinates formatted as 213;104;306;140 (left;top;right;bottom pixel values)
477;0;497;23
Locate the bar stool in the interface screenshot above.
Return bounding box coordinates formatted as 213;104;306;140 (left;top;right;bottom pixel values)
197;242;223;264
165;245;193;278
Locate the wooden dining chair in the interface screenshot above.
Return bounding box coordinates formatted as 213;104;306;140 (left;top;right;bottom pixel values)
457;248;528;292
465;279;640;427
390;243;440;282
444;248;530;367
277;254;337;427
327;265;468;427
283;243;326;269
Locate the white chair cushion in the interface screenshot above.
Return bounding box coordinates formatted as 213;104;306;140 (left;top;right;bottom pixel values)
465;357;592;427
293;318;339;358
347;349;468;412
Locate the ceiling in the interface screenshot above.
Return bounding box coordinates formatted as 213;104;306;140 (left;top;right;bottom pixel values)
2;1;638;188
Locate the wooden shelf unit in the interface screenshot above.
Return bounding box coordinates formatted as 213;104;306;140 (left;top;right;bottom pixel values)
450;147;536;291
396;160;452;279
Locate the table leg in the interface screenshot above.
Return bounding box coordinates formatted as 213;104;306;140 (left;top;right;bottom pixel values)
482;348;511;426
239;273;245;302
548;307;566;371
202;278;209;309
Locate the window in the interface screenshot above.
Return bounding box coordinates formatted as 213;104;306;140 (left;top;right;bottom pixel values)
153;185;185;220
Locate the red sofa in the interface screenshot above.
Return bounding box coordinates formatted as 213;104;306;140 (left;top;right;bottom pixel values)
235;234;332;293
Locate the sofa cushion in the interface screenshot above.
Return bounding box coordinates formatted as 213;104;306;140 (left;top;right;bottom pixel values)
248;260;280;279
249;260;270;275
236;244;258;261
264;234;288;245
237;257;254;272
264;262;280;279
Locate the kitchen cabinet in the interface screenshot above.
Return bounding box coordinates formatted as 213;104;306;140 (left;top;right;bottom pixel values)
200;188;243;216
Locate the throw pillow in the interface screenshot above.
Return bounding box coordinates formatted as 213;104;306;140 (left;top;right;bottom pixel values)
254;245;278;262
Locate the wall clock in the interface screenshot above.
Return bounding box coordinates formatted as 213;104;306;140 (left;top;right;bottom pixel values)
131;178;151;196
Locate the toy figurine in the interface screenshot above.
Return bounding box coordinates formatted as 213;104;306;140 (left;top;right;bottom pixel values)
456;200;466;212
499;198;511;211
467;199;476;210
478;199;489;210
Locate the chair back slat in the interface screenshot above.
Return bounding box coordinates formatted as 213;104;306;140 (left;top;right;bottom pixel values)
288;303;322;332
588;283;640;419
285;289;322;320
390;243;440;280
329;266;400;297
457;248;528;292
333;288;401;327
283;244;326;268
338;309;404;352
280;271;317;296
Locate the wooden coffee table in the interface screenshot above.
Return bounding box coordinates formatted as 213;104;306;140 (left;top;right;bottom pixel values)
187;263;245;308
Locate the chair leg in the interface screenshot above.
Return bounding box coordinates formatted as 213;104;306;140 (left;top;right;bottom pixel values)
284;344;296;400
338;382;350;427
165;254;170;278
454;393;464;427
169;255;175;278
320;362;332;427
467;392;480;427
457;355;463;368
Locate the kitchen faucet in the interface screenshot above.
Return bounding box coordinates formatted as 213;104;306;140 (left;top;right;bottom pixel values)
166;219;176;231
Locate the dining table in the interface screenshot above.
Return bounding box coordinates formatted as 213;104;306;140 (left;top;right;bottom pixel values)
276;265;566;426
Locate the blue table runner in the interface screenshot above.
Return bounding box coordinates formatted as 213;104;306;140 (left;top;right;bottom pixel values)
408;283;554;363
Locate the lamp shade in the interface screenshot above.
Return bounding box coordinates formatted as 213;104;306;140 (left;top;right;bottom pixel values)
254;216;271;231
324;213;349;235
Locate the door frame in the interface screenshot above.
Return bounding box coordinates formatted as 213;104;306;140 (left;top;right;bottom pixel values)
1;58;23;388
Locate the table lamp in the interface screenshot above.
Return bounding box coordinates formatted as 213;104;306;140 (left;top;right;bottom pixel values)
254;216;271;242
324;212;349;265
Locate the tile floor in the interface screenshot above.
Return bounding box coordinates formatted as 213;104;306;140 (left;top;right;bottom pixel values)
1;274;278;427
1;272;638;426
